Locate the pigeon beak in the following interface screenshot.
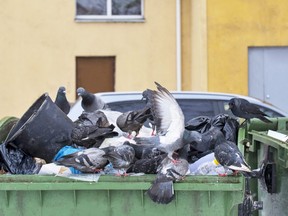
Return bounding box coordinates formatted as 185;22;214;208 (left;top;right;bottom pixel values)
224;104;230;111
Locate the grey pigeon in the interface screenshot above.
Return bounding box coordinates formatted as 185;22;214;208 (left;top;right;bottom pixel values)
71;124;118;148
77;87;108;112
214;133;251;176
134;82;185;162
54;147;109;173
116;107;151;138
125;142;164;159
147;156;189;204
102;143;135;175
127;154;167;174
55;86;70;114
228;98;272;123
142;89;156;134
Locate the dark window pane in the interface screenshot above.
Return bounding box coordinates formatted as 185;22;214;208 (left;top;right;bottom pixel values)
77;0;107;15
176;99;216;122
258;106;283;117
112;0;141;15
107;100;146;113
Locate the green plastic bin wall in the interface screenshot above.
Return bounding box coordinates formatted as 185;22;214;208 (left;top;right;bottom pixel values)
243;118;288;216
0;174;243;216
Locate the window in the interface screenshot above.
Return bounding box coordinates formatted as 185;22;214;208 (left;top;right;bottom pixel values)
75;0;144;22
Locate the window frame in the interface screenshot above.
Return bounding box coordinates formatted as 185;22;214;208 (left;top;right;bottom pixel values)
75;0;145;22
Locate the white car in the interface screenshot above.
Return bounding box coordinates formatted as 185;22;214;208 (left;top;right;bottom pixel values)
68;91;287;122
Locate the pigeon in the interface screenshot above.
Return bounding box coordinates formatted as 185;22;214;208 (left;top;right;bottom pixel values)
142;89;156;135
214;133;252;176
102;143;136;175
228;98;272;124
54;86;70;114
116;107;152;138
146;156;189;204
71;124;118;148
134;82;185;162
54;147;109;173
125;142;164;159
126;154;167;174
77;87;108;112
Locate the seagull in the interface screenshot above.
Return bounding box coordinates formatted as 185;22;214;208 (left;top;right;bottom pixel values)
77;87;108;112
228;98;272;124
134;82;185;162
116;107;152;138
54;86;70;114
54;147;109;173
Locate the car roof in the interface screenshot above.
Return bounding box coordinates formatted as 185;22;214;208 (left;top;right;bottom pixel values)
68;91;288;121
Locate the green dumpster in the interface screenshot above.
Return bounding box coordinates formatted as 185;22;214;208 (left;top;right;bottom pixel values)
244;117;288;216
1;118;285;216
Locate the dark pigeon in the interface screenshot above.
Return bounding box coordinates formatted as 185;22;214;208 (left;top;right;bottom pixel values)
127;154;167;174
55;86;70;114
228;98;272;123
77;87;108;112
124;142;164;159
54;147;109;173
116;107;151;137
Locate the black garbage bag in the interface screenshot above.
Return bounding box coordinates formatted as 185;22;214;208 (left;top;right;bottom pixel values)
210;114;230;128
0;143;42;174
185;116;211;133
183;127;224;153
222;118;239;143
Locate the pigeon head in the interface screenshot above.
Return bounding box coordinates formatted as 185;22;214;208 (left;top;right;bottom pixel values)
58;86;66;94
228;98;236;110
77;87;86;96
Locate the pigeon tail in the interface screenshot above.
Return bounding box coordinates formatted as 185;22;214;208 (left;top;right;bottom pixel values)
258;115;273;124
147;174;174;204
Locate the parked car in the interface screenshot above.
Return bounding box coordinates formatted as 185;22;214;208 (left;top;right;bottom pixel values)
68;91;287;122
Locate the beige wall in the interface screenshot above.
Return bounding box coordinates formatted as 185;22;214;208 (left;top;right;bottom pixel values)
207;0;288;94
3;0;288;118
0;0;178;117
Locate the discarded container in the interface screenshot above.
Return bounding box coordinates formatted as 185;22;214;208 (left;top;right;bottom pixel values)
1;118;287;216
3;93;75;163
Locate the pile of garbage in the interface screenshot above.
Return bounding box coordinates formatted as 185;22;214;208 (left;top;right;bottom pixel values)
0;87;241;177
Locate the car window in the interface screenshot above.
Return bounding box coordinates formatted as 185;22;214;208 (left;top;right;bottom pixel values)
107;99;218;123
257;106;284;117
106;98;284;125
107;100;147;113
176;99;217;121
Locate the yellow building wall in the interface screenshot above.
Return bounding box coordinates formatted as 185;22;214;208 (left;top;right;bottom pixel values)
207;0;288;94
0;0;178;117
